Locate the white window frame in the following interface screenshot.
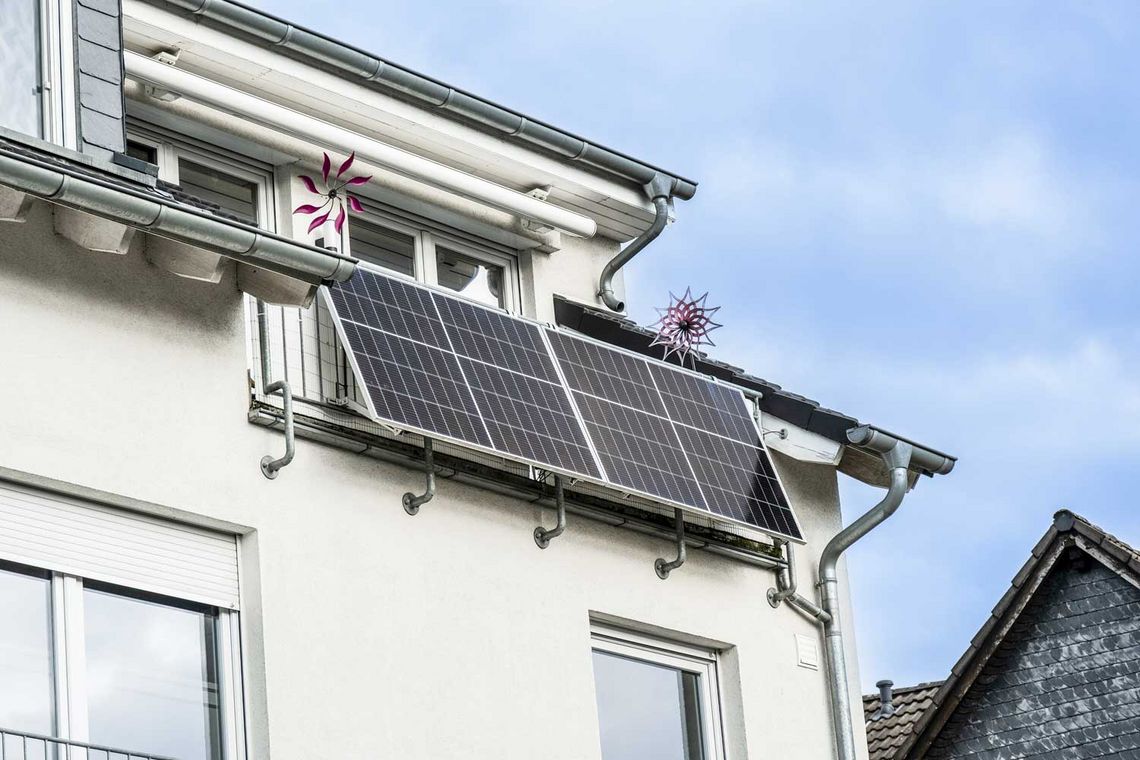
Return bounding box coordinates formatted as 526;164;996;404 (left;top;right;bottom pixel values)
590;624;727;760
125;125;277;232
342;206;521;313
0;559;246;760
22;0;78;146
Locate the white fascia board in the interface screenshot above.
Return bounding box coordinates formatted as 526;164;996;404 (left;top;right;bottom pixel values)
121;1;655;240
760;416;844;466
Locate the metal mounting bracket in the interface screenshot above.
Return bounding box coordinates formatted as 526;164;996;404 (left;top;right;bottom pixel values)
655;508;687;579
533;475;566;549
260;380;295;479
402;438;435;515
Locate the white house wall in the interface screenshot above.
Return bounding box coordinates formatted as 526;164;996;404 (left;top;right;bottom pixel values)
0;202;869;759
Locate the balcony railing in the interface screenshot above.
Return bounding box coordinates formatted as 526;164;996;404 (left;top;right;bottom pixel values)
0;728;178;760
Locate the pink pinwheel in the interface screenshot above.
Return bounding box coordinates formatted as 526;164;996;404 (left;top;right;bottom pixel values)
648;288;723;366
293;152;372;236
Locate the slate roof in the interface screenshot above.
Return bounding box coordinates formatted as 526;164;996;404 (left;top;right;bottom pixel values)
891;510;1140;759
864;682;944;760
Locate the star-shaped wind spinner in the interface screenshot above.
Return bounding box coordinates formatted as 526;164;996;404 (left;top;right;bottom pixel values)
649;288;722;366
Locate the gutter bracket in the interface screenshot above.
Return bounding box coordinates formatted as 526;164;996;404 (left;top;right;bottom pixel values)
402;438;435;515
260;380;294;479
655;508;687;579
533;474;566;549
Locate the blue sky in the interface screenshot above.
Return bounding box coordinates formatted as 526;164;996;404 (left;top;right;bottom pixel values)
255;1;1140;689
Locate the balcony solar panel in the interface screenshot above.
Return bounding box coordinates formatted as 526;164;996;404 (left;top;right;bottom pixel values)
325;268;602;480
547;329;802;540
328;280;490;446
323;267;801;540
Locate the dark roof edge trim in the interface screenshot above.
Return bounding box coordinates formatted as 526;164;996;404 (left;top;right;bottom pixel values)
0;144;357;285
145;0;698;200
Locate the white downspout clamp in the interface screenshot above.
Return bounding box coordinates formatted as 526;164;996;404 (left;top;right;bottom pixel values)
123;52;598;239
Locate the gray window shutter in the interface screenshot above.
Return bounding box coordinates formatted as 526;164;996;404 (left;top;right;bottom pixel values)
0;481;239;609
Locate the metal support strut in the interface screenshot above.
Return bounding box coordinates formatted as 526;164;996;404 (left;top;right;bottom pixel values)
655;508;687;579
260;380;294;479
533;475;566;549
402;438;435;515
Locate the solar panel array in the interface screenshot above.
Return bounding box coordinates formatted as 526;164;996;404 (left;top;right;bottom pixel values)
324;268;802;540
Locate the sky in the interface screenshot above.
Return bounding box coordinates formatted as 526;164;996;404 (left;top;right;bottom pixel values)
253;0;1140;690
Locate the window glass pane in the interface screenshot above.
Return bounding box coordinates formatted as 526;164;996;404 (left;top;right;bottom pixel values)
84;587;222;760
177;159;259;226
126;141;158;165
436;247;506;308
0;565;54;736
0;0;43;137
592;650;705;760
349;219;415;277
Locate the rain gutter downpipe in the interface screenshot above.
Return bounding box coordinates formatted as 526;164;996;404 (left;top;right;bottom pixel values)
800;425;955;760
598;173;676;311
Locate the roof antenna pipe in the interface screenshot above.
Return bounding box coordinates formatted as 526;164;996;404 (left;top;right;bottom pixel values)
816;425;955;760
598;174;676;312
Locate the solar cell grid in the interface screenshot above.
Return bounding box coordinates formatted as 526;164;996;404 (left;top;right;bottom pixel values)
460;357;600;477
337;320;490;446
432;295;559;382
650;364;759;444
572;393;706;509
545;330;665;416
672;425;801;539
329;270;450;350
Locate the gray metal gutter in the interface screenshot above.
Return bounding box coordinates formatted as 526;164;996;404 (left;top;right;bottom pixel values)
0;146;357;284
144;0;698;202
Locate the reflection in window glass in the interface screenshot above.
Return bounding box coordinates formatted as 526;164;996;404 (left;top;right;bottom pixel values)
177;159;259;225
436;247;505;308
592;650;704;760
0;565;54;738
349;218;416;277
84;587;222;760
0;0;43;137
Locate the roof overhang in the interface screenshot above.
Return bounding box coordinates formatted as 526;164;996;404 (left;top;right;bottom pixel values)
123;0;694;242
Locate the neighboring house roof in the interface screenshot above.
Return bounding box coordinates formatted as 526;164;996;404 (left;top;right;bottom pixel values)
891;510;1140;759
553;295;951;486
141;0;698;200
864;682;944;760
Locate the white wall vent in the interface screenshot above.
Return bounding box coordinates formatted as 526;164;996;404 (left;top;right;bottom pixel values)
0;481;240;609
796;633;820;670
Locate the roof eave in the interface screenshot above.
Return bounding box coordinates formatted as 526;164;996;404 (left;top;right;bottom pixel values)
141;0;698;200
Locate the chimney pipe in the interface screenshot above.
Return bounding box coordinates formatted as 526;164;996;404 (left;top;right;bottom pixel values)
876;680;895;718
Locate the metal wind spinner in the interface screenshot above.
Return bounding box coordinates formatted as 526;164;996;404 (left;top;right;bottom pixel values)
649;288;723;365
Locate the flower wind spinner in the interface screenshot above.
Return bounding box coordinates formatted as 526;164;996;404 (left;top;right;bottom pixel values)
649;288;722;365
293;152;372;236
